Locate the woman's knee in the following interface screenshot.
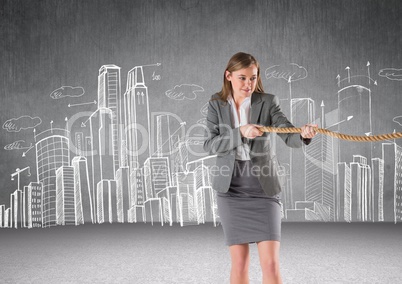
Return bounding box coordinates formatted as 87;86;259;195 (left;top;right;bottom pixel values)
260;258;280;275
231;256;250;273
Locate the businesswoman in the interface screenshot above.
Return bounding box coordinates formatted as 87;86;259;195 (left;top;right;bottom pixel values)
203;52;317;284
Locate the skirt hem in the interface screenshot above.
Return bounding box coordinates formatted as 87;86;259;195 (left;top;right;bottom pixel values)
225;233;281;246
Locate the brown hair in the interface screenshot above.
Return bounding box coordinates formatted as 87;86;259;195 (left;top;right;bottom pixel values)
217;52;264;102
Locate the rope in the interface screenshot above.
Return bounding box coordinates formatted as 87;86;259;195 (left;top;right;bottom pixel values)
258;126;402;142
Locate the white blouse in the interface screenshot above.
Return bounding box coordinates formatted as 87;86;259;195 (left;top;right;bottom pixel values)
228;95;251;161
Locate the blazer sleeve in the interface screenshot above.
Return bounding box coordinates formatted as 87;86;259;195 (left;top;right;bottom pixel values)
203;98;244;156
269;95;304;148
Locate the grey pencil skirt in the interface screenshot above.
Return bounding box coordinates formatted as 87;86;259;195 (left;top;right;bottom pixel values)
217;160;282;246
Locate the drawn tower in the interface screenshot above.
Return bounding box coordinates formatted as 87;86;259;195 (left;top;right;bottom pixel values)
98;65;123;172
35;129;70;228
124;66;151;169
289;98;315;209
88;108;115;223
337;74;373;164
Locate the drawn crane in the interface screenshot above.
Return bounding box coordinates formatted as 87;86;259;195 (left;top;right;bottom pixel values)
11;166;31;191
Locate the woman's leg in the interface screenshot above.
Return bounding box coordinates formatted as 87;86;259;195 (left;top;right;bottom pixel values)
257;240;282;284
229;243;250;284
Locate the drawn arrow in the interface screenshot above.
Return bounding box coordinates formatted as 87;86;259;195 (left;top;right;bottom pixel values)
150;121;187;158
68;100;97;108
326;116;353;129
367;61;371;85
142;63;162;68
336;74;340;87
22;144;35;157
346;67;351;83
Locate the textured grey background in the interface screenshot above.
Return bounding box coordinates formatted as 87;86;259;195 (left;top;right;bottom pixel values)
1;0;402;209
1;223;402;283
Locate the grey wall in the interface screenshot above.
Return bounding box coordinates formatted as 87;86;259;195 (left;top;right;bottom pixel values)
1;0;401;226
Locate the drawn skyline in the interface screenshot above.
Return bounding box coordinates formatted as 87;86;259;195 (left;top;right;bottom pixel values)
1;61;402;229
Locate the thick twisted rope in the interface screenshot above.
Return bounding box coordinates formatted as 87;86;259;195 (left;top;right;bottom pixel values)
258;126;402;142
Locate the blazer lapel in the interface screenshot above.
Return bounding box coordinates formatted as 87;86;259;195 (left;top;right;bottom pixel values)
250;92;263;124
219;100;233;127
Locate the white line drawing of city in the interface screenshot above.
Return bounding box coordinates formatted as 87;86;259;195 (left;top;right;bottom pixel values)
1;61;402;229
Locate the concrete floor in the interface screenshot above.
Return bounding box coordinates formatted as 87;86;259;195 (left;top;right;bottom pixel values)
1;222;401;283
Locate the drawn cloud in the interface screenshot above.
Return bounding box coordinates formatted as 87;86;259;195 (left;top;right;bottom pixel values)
265;63;308;82
378;68;402;81
165;84;204;100
4;140;31;150
2;116;42;132
393;116;402;127
50;86;85;99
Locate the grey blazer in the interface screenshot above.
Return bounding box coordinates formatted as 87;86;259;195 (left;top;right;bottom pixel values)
203;92;310;197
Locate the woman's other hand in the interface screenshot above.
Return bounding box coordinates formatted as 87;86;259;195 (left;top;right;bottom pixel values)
240;124;264;139
301;124;318;139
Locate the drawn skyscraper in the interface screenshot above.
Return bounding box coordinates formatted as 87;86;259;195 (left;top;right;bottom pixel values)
395;145;402;223
187;156;219;225
290;98;315;209
143;157;171;200
371;158;384;221
35;129;70;228
338;81;372;164
337;162;351;222
10;189;23;229
96;179;118;224
98;65;124;170
88;108;115;222
56;166;77;225
349;155;371;222
23;185;29;228
116;166;130;222
155;114;173;158
72;156;93;224
27;182;43;228
305;127;336;220
176;171;196;226
382;143;402;223
124;66;151;170
0;205;4;228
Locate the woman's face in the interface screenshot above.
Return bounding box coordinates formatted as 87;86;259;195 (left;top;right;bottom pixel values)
225;64;258;99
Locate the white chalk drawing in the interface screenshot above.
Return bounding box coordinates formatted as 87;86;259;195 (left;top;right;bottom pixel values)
165;84;204;100
265;63;308;82
4;140;32;151
279;62;401;223
22;137;35;157
50;86;85;99
393;116;402;127
2;116;41;132
2;61;402;229
337;63;377;87
197;118;207;125
378;68;402;81
68;100;97;108
200;102;208;117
